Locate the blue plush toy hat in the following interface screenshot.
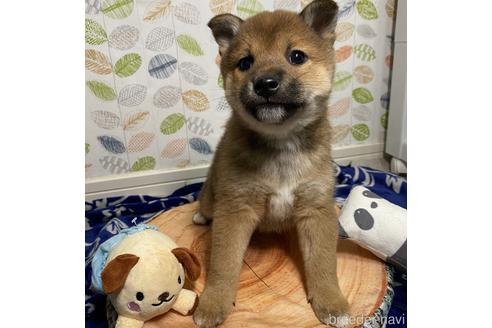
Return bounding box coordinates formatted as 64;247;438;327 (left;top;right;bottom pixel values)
91;224;158;294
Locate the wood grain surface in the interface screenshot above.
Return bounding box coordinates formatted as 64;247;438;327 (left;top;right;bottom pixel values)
144;202;387;328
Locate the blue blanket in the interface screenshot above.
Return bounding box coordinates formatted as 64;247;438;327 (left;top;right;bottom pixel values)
85;163;406;328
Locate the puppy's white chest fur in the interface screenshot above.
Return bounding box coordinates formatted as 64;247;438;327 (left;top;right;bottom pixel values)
269;184;295;220
263;145;310;221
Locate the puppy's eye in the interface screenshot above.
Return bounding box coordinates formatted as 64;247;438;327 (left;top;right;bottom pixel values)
288;50;307;65
136;292;144;301
178;276;182;284
238;56;253;71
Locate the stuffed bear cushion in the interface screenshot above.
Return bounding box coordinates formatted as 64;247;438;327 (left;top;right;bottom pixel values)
338;186;407;272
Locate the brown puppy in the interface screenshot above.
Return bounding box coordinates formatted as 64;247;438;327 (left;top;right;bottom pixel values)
193;1;349;327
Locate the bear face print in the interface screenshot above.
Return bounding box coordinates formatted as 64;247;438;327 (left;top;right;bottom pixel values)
338;186;407;268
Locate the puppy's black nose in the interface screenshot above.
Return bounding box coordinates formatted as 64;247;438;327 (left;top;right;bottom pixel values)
254;76;280;98
158;292;170;301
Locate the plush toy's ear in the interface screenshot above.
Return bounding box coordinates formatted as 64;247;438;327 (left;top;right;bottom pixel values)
300;0;338;40
101;254;139;294
208;14;243;55
171;248;201;281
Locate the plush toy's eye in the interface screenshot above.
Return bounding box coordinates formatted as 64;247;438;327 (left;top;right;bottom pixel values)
136;292;144;301
178;276;182;284
288;50;307;65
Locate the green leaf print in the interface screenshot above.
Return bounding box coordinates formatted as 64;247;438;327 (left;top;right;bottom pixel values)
357;0;378;20
85;19;107;45
237;0;264;19
101;0;134;19
131;156;156;171
352;87;374;104
352;123;370;141
86;81;117;101
176;35;204;56
333;71;352;91
160;113;186;135
114;53;142;78
218;74;224;88
381;111;388;129
354;44;376;61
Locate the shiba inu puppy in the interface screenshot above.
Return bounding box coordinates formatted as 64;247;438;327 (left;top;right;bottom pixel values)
193;1;350;327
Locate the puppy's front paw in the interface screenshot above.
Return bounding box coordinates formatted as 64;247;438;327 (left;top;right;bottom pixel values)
192;212;208;225
193;291;233;328
310;293;350;328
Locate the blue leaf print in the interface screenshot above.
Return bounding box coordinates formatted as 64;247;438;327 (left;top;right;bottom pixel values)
97;135;126;154
189;137;213;155
380;92;390;109
338;0;356;19
148;54;178;79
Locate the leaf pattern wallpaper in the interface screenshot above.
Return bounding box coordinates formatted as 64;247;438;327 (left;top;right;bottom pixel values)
85;0;395;178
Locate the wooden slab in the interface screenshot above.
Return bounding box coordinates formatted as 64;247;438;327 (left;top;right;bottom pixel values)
144;202;387;328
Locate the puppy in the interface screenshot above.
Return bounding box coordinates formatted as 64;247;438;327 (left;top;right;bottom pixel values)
193;1;349;327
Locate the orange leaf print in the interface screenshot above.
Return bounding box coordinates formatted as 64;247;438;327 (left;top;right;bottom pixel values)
335;46;352;63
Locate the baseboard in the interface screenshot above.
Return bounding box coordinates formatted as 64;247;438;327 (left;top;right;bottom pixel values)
85;143;384;200
85;179;207;202
86;164;209;194
332;143;384;159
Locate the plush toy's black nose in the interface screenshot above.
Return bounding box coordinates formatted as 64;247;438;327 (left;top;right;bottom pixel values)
158;292;170;301
253;76;280;98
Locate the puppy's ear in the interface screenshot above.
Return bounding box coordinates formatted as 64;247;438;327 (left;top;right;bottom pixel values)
300;0;338;40
208;14;243;55
101;254;139;294
172;247;201;281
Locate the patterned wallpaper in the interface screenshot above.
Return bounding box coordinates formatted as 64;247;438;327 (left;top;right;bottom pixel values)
85;0;395;178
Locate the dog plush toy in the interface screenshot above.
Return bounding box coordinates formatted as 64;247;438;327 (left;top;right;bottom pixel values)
91;225;201;328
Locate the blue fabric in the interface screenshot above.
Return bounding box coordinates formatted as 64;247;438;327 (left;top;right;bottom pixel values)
387;271;407;327
91;224;158;294
333;164;407;209
85;163;406;327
